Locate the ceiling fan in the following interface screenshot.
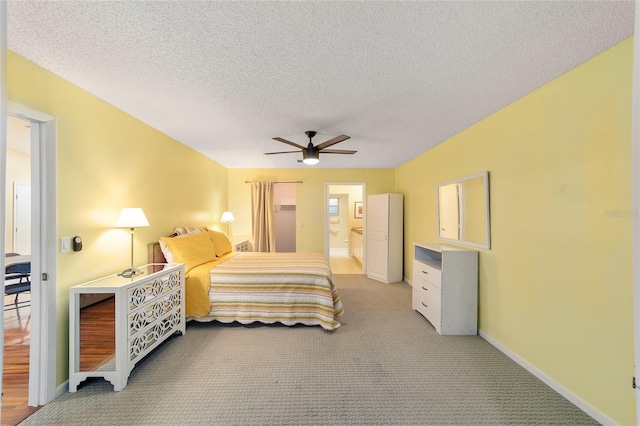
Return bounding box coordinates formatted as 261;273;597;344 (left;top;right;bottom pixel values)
265;131;356;165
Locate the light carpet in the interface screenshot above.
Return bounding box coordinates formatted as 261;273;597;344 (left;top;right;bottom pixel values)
21;274;598;425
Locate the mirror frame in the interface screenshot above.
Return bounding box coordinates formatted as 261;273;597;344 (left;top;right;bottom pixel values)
436;171;491;249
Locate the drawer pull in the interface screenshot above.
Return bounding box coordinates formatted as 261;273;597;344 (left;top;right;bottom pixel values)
421;286;428;291
421;302;428;308
422;270;429;274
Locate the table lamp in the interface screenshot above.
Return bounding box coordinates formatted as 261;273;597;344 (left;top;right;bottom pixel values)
116;208;150;277
220;211;235;235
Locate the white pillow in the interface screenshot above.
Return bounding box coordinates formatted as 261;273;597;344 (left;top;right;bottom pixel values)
158;239;174;263
173;226;207;236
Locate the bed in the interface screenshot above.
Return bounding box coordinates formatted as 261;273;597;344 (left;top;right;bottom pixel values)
148;229;343;331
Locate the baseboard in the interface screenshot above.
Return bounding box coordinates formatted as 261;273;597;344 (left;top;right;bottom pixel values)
479;329;616;426
56;380;69;398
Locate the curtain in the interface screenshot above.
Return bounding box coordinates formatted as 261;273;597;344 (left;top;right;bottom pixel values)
251;181;275;252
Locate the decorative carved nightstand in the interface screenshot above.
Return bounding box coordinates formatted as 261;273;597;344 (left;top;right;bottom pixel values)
69;263;185;392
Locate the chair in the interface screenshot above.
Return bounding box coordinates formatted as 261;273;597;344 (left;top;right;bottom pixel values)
5;262;31;311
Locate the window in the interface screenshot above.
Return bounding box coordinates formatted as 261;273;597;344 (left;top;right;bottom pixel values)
329;197;339;215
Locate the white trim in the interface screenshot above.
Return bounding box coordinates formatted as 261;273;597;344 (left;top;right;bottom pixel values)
8;101;54;122
631;2;640;424
479;329;615;426
38;118;58;405
28;121;42;405
56;381;69;398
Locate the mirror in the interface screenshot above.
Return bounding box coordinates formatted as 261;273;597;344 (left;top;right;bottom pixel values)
79;293;115;372
437;172;490;249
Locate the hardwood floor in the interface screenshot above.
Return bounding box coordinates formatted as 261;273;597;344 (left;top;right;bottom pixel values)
2;296;38;426
2;295;116;426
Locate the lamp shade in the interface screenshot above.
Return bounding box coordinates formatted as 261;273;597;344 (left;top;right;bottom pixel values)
116;208;150;228
220;211;235;223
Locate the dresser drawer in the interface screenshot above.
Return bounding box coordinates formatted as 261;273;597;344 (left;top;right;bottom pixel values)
413;279;441;330
128;290;182;339
413;260;442;288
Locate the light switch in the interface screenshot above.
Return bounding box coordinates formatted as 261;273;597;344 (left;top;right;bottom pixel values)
61;237;71;253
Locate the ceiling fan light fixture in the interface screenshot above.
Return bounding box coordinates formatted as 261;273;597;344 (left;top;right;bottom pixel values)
303;157;320;165
302;148;319;165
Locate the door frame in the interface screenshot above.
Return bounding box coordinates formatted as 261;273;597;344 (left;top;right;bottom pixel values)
1;0;8;412
633;4;640;424
9;101;58;406
324;182;366;272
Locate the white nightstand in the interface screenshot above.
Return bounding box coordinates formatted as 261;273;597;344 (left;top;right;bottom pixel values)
69;263;185;392
232;239;250;252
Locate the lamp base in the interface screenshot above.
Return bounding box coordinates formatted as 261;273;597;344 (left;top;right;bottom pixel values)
118;267;145;278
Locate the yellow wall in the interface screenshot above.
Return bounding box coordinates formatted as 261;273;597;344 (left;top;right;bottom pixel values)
8;51;229;384
397;37;633;424
228;169;394;253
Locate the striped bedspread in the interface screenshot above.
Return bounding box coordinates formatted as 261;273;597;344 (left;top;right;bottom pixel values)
205;252;343;331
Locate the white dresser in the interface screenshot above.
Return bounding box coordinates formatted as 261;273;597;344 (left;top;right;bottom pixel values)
232;239;250;252
412;243;478;335
69;263;185;392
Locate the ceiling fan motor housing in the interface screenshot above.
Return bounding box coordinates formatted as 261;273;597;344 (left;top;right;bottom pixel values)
303;145;318;161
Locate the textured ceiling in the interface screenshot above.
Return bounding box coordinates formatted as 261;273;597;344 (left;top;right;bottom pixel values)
7;1;635;169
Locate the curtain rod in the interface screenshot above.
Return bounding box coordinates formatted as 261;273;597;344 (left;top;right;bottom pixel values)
244;180;303;184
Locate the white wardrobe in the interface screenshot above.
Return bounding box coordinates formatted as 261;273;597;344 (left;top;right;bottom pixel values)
366;193;403;283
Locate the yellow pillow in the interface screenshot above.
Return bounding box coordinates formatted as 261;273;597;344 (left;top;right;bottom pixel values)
208;230;233;257
160;231;216;272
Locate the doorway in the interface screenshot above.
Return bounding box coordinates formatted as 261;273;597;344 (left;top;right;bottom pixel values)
273;183;296;252
4;114;36;423
325;183;365;274
4;105;58;415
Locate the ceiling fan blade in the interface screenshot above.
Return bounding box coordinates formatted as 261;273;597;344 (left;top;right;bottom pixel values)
320;149;357;154
273;137;306;150
316;135;350;150
264;150;300;155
